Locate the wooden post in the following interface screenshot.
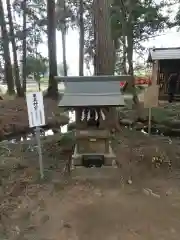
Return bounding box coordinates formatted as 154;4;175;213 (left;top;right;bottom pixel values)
148;107;152;135
145;61;159;135
152;60;159;86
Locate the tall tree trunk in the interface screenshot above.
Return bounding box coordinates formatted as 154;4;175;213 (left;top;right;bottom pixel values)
122;35;127;74
6;0;22;96
22;0;27;94
61;29;67;76
119;0;141;116
126;3;140;108
93;0;115;75
0;0;14;94
61;0;67;76
47;0;58;98
93;0;120;131
79;0;84;76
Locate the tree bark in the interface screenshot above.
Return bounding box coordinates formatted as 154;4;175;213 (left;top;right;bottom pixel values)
76;0;85;128
126;24;139;105
79;0;84;76
0;0;14;95
122;35;127;74
126;1;140;109
93;0;121;131
22;0;27;94
93;0;115;75
47;0;58;98
6;0;22;97
119;0;141;115
61;28;68;76
61;0;68;76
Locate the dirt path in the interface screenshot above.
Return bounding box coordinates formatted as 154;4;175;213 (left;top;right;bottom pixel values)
3;174;180;240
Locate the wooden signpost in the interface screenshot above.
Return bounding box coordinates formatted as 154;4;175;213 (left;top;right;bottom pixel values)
26;92;45;179
144;85;159;135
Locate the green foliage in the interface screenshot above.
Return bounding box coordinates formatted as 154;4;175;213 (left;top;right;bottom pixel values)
12;0;46;54
26;55;48;81
110;0;174;74
57;62;69;75
65;0;174;73
56;0;77;31
111;0;171;49
174;3;180;29
59;131;75;145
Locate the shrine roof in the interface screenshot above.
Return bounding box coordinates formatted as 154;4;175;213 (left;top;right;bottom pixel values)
147;47;180;62
57;76;129;107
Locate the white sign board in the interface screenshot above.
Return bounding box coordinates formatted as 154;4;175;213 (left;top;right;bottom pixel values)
144;85;159;108
26;92;45;128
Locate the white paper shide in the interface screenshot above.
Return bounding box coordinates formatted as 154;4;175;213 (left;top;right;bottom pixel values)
26;92;45;128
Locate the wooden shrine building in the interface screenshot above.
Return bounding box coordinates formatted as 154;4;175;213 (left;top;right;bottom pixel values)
56;75;131;169
148;47;180;100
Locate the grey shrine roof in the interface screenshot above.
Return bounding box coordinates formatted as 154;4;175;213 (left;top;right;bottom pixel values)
57;75;131;107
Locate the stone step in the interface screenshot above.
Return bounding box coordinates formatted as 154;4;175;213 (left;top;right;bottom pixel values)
71;166;121;180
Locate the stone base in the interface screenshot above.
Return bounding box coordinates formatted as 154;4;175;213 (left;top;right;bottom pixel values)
72;144;116;167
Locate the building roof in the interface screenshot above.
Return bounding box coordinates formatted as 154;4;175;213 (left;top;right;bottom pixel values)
147;47;180;62
57;76;129;107
55;75;131;82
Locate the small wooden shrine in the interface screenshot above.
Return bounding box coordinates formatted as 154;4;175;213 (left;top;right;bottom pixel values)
57;75;131;168
148;47;180;101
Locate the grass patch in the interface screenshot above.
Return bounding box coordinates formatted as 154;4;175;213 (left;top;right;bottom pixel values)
40;77;48;83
